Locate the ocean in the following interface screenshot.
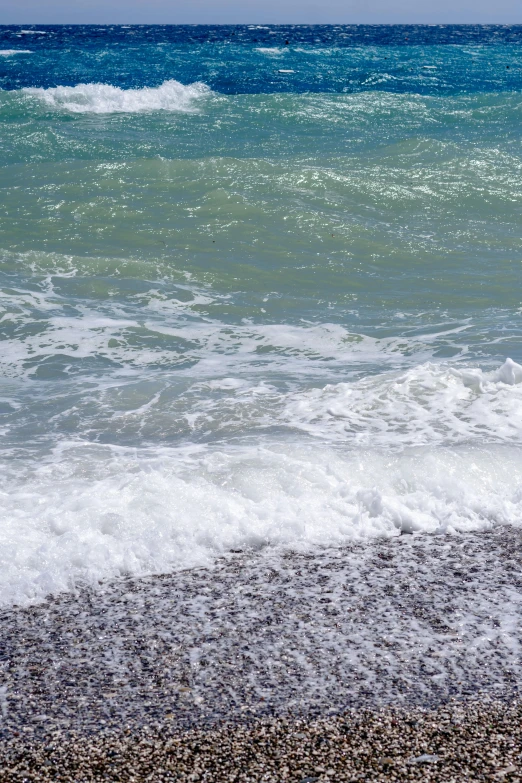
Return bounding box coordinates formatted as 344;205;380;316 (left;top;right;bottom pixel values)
1;23;522;612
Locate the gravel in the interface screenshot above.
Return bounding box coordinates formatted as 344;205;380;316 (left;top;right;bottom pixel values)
0;527;521;780
1;701;521;781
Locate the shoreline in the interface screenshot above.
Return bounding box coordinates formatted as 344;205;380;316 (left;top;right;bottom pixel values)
0;528;521;778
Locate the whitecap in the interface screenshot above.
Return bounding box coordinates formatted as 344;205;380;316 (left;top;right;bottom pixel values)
255;47;286;56
0;49;32;56
22;79;211;114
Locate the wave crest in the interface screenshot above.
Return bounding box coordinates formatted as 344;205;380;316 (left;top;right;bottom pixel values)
284;359;522;448
0;49;32;56
22;79;211;114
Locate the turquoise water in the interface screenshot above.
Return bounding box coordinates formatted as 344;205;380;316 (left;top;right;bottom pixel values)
1;25;522;605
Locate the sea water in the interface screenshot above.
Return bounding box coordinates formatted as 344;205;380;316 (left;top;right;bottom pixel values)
1;24;522;606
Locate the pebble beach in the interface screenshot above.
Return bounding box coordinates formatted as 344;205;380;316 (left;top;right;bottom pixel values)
1;529;521;780
2;701;521;782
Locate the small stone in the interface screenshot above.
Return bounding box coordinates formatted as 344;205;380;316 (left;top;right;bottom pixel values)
495;766;518;778
410;754;439;764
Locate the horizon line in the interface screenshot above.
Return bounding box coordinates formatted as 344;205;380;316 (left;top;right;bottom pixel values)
2;22;522;26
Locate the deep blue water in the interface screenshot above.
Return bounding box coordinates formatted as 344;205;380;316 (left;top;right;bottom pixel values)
1;24;522;93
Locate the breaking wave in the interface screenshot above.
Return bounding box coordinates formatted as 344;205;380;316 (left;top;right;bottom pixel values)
1;357;522;606
22;79;212;113
1;438;522;607
0;49;32;56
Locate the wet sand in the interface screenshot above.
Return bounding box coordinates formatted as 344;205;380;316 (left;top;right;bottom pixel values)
0;528;521;780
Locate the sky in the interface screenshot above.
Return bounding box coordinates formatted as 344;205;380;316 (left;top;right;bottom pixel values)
0;0;520;25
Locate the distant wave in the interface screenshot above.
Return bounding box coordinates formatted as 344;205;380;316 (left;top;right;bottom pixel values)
255;47;286;56
22;79;211;114
0;49;32;56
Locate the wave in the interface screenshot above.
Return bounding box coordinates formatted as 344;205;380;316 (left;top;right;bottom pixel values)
1;437;521;607
284;359;522;448
255;47;287;57
0;50;32;56
22;79;212;114
0;357;521;607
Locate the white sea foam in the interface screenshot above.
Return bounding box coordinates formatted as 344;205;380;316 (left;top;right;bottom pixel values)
1;438;521;607
0;337;521;607
255;47;286;56
1;251;522;606
0;284;435;378
0;50;32;56
284;359;522;447
81;359;522;449
22;79;211;114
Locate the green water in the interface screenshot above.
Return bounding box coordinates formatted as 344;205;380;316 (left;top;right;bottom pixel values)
1;61;522;605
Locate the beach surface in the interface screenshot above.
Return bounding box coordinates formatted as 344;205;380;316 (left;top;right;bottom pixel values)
2;701;521;781
1;528;521;780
